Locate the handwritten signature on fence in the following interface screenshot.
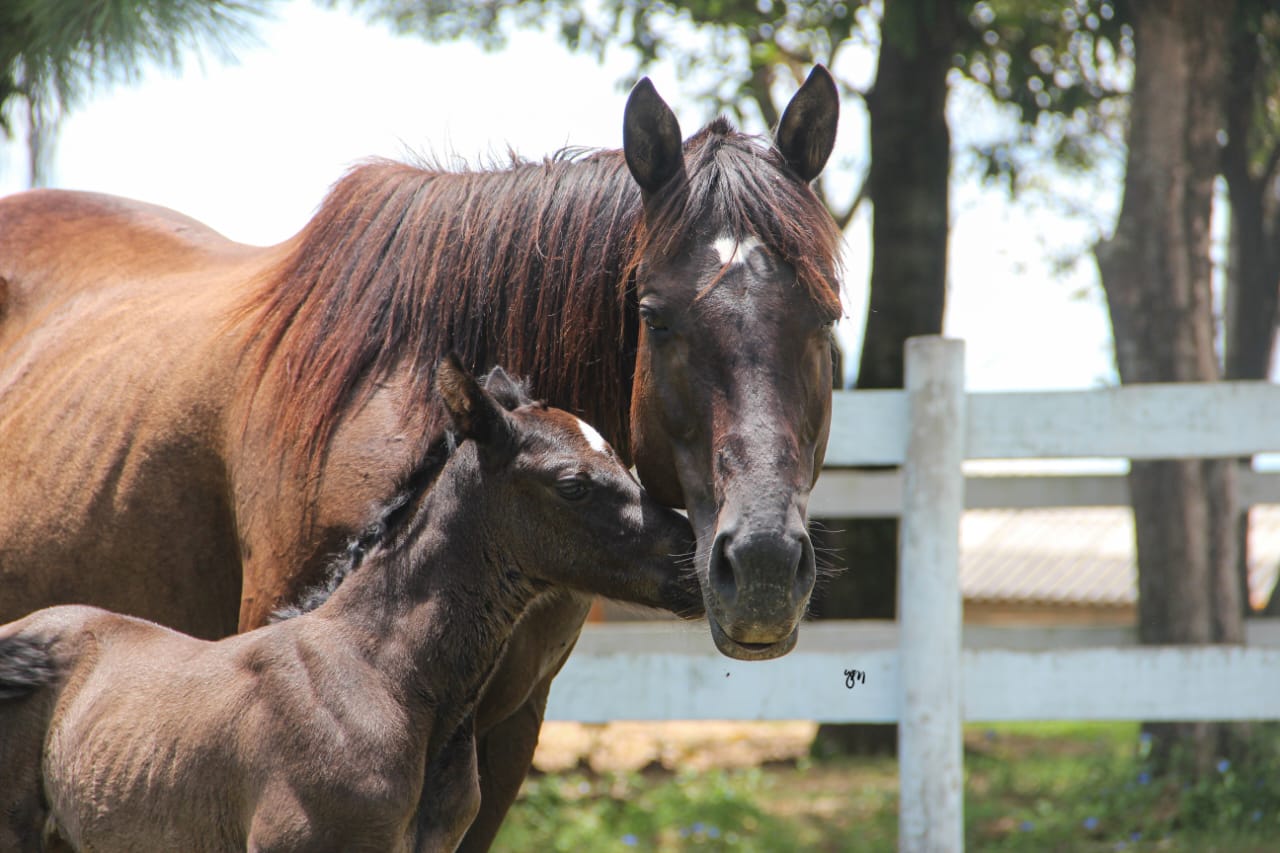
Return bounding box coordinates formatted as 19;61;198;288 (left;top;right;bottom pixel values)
844;669;867;689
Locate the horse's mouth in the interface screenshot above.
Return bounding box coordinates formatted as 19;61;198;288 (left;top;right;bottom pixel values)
708;618;798;661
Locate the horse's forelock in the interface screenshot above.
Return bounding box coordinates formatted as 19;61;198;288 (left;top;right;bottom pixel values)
637;119;844;321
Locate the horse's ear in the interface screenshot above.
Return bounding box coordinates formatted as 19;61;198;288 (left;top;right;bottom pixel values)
435;354;515;460
481;366;526;412
775;65;839;183
624;77;685;197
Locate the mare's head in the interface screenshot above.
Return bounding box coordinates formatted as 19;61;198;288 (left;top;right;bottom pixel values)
622;67;843;660
435;356;700;614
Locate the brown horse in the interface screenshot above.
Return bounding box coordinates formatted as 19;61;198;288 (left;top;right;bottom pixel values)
0;68;841;848
0;357;697;852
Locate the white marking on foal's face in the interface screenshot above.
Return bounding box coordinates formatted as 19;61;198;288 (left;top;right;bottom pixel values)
575;417;610;454
711;234;764;268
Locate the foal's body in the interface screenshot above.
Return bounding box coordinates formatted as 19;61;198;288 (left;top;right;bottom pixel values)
0;362;695;852
11;606;434;852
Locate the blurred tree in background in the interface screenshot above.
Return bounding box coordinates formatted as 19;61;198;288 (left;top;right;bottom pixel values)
0;0;269;186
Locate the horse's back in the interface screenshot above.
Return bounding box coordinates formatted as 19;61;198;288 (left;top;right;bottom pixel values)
0;191;280;638
0;189;267;343
0;188;254;289
1;603;155;646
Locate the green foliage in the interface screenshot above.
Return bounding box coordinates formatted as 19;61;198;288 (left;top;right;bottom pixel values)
967;722;1280;851
0;0;271;134
333;0;1141;201
328;0;873;130
495;767;849;852
961;1;1131;125
498;724;1280;852
954;0;1133;191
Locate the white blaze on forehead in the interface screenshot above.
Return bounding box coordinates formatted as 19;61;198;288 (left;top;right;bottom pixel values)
712;234;764;267
575;417;610;454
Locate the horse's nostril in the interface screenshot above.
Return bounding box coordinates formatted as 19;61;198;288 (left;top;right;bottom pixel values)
793;534;817;603
708;532;738;607
713;530;812;608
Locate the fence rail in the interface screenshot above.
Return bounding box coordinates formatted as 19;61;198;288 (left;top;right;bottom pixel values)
545;619;1280;723
543;338;1280;852
808;468;1280;515
825;378;1280;465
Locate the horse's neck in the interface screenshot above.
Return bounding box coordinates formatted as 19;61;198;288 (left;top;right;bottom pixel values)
318;475;534;721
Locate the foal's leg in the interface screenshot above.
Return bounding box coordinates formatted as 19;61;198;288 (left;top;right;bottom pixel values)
456;591;590;853
457;682;555;852
413;718;479;852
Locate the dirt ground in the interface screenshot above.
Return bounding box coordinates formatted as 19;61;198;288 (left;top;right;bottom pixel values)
532;721;819;773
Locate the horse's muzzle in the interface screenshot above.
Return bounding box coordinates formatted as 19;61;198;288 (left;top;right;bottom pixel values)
703;525;815;660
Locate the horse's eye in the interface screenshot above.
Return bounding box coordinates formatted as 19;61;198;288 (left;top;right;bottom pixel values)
639;305;669;334
555;477;591;501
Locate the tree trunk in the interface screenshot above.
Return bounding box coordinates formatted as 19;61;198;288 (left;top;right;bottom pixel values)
810;0;955;759
1221;6;1280;615
1093;0;1245;776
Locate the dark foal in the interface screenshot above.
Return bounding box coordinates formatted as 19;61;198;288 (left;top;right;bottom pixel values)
0;358;697;853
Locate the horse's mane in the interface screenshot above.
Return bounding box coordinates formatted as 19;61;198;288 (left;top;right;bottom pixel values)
238;118;842;478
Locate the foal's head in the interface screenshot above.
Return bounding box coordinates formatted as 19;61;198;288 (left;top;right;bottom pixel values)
433;356;699;613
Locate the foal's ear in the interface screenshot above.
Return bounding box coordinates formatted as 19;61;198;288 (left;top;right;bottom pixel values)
775;65;839;183
481;365;526;412
624;77;685;198
435;354;515;458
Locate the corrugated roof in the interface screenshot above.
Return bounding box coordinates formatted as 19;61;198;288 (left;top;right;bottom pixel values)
961;506;1280;609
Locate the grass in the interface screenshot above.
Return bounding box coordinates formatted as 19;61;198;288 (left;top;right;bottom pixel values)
493;722;1280;852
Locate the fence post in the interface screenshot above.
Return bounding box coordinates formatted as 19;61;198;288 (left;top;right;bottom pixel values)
898;336;967;852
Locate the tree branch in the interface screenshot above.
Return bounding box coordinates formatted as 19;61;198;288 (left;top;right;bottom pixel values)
820;166;869;231
745;56;781;130
1260;141;1280;195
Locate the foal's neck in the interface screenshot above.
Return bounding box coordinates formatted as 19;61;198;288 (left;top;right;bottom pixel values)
317;459;535;727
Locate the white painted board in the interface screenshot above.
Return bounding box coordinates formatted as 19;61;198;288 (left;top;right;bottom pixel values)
824;382;1280;467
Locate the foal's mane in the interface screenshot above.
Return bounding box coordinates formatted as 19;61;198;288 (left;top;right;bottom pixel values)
269;426;456;621
273;369;538;620
238;118;842;476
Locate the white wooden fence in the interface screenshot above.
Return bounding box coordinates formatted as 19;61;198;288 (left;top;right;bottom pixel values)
544;336;1280;852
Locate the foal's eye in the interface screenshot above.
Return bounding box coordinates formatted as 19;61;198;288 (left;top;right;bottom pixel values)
555;477;592;501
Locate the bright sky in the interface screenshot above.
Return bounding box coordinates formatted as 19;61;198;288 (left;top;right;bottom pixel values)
0;0;1117;393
